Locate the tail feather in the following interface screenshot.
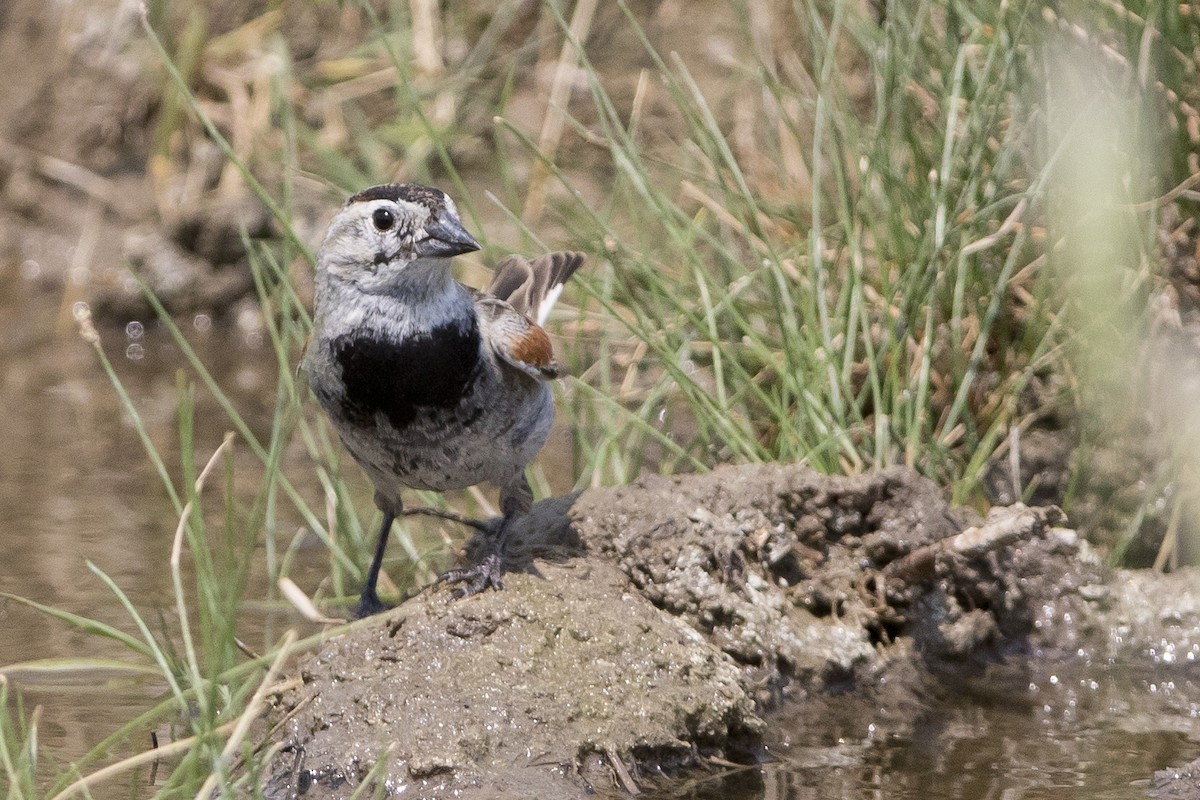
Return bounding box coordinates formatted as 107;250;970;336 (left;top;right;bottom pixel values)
487;252;585;325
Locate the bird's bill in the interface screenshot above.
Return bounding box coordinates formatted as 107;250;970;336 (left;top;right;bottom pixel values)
416;216;482;258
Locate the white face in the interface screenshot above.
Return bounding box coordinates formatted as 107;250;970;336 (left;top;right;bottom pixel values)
318;197;428;283
315;184;479;291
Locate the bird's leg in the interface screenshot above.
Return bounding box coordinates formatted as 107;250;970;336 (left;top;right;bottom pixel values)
491;471;533;559
435;473;532;598
397;506;492;532
357;503;398;618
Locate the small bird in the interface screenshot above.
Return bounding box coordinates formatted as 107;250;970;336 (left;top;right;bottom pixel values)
302;183;584;616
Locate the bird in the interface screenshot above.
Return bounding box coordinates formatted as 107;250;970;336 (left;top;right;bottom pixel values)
301;183;584;616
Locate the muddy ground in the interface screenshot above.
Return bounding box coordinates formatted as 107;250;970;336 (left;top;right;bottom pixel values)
259;464;1200;799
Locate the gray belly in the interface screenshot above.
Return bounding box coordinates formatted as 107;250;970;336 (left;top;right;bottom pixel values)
322;367;554;494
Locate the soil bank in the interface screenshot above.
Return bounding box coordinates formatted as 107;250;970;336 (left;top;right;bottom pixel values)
260;464;1200;799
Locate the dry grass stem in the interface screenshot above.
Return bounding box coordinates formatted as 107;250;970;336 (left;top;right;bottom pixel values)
522;0;599;224
278;577;347;625
961;198;1028;256
192;629;298;800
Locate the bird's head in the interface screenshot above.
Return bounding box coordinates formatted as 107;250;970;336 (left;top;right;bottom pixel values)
316;183;480;292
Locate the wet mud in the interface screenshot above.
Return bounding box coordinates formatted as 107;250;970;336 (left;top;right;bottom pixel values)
263;464;1200;799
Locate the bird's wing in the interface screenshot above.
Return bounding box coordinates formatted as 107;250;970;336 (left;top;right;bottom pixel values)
475;295;562;381
487;252;586;326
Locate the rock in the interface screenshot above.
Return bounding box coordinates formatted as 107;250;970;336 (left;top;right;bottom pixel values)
1153;755;1200;800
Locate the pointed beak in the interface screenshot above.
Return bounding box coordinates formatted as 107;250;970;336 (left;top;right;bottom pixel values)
415;215;481;258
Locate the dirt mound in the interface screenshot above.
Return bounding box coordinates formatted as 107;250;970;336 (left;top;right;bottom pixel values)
263;464;1137;798
266;561;760;799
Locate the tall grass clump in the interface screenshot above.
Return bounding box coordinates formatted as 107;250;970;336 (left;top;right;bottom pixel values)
2;290;389;795
1037;1;1200;564
0;679;40;800
136;0;1198;553
0;303;321;797
477;0;1051;502
482;0;1197;519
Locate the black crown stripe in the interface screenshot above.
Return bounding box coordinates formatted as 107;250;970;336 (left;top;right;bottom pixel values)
349;183;448;209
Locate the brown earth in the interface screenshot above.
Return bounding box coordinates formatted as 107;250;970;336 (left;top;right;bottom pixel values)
258;464;1200;799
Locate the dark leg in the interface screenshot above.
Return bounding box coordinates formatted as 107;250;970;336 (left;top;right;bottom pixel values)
357;510;396;617
435;473;532;598
398;506;491;533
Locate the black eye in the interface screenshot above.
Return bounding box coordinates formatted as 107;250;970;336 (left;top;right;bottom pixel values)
372;208;395;231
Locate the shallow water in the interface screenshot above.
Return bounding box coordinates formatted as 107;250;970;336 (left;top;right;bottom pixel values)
756;662;1199;800
0;273;328;775
2;277;1198;798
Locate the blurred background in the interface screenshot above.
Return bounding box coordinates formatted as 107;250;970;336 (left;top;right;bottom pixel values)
1;0;1199;797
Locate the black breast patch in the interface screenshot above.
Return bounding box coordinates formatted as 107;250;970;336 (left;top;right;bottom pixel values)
332;319;480;430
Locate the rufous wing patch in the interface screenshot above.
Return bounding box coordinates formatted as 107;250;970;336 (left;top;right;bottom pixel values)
477;296;561;381
510;324;555;372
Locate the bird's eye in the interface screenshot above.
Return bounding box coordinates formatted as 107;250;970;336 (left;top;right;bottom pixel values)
372;208;395;231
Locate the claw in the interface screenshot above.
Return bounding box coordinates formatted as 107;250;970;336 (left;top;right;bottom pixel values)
435;552;504;598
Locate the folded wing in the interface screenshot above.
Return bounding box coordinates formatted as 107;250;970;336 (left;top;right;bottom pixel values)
477;251;585;381
476;296;560;381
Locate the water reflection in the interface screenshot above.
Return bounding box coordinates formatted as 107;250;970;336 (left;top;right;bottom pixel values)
759;661;1199;800
0;275;326;776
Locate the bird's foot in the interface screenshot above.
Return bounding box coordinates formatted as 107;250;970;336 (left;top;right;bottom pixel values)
434;552;504;598
355;587;391;618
